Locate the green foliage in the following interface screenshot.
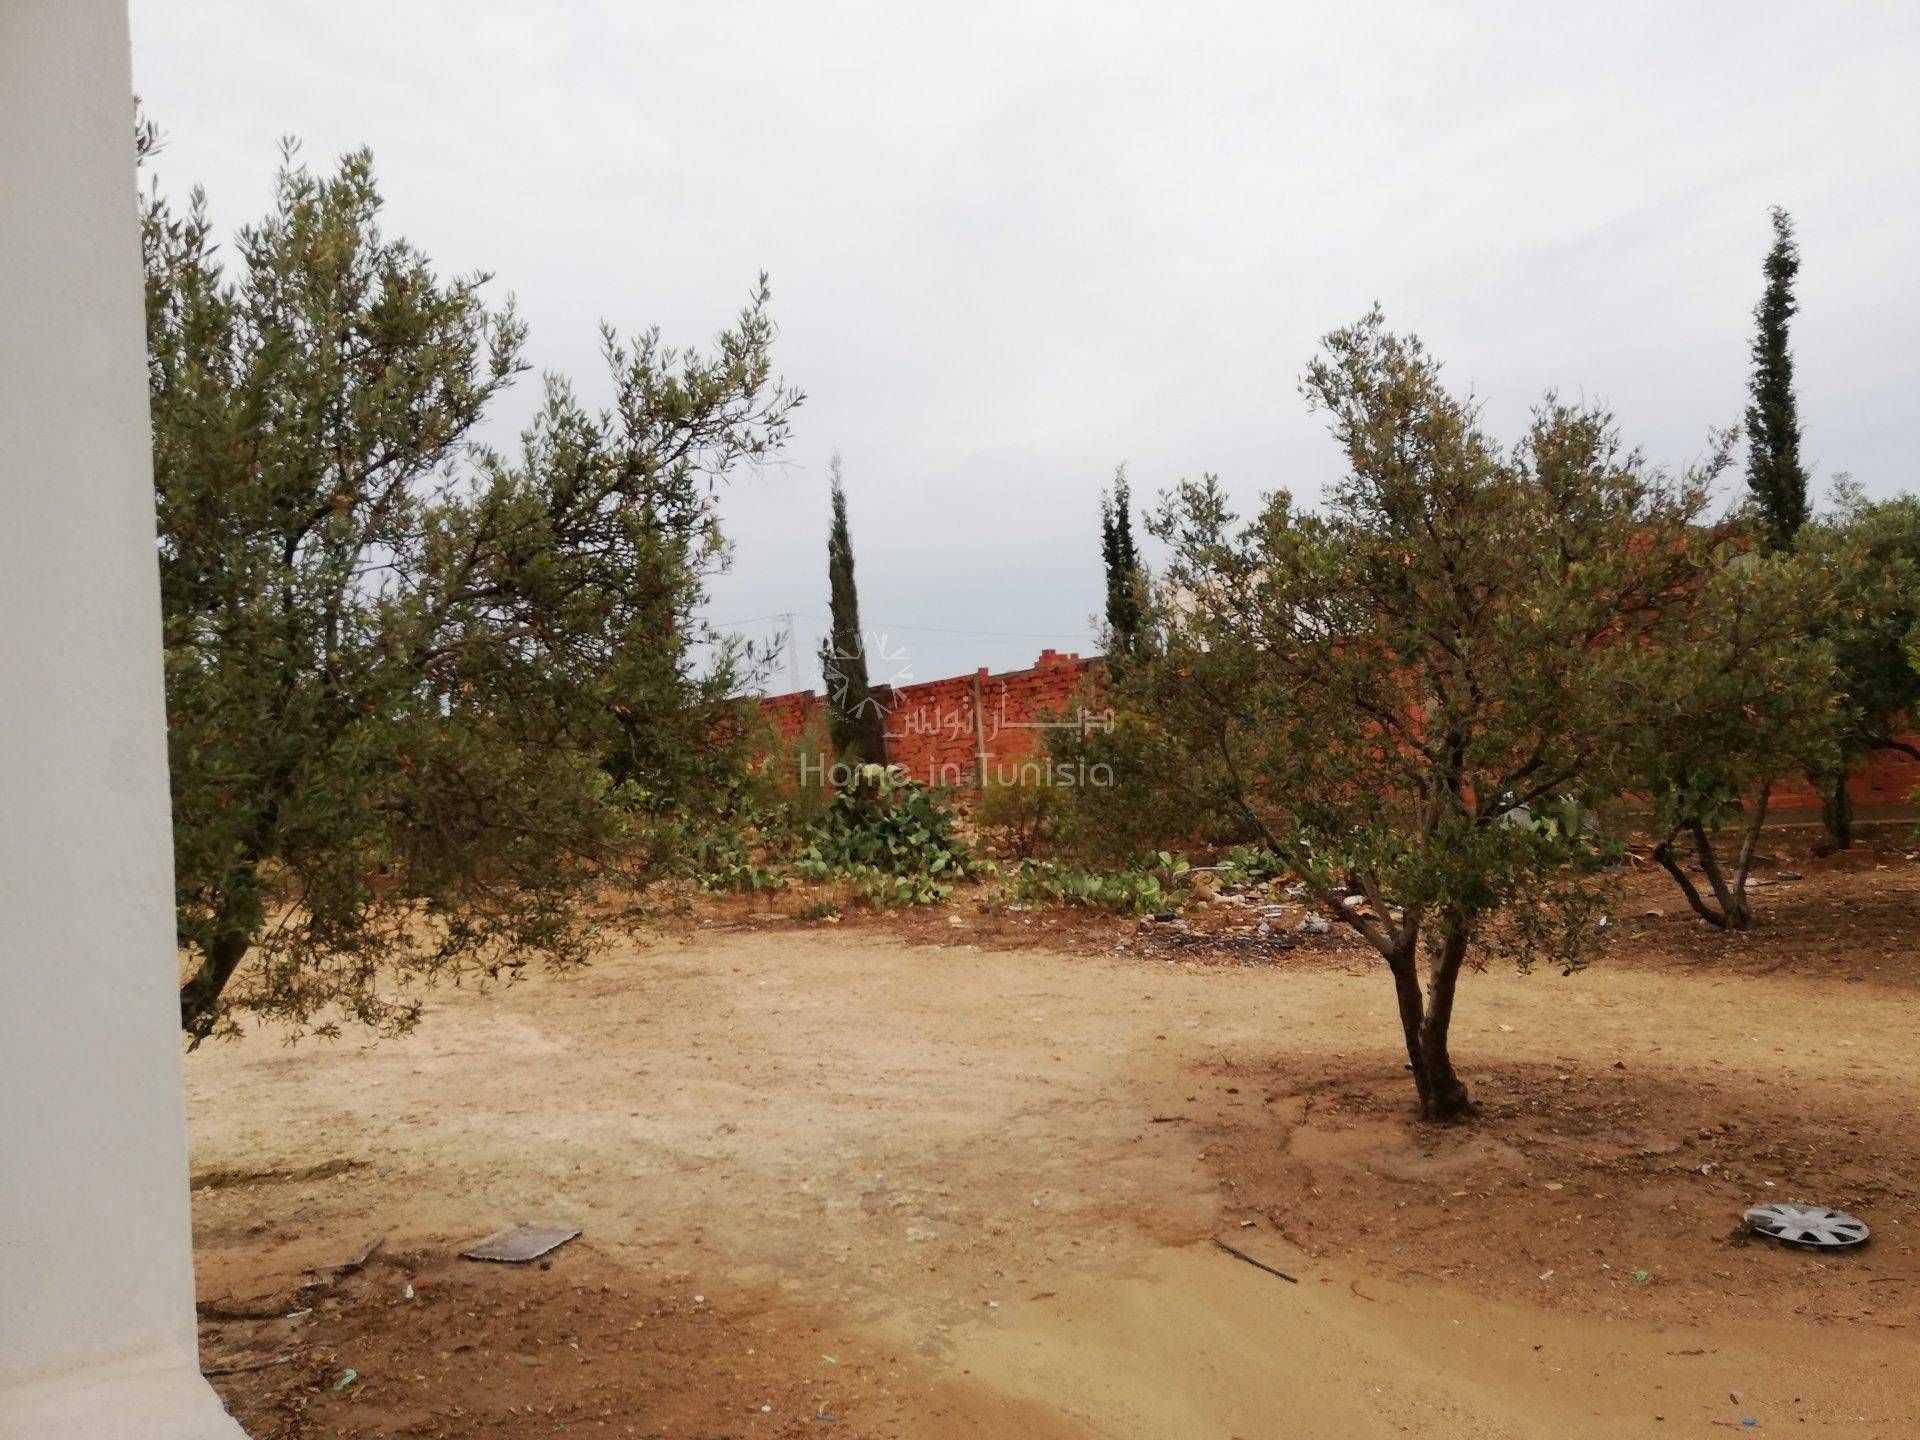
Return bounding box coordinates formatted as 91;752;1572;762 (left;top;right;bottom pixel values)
732;705;835;834
1745;207;1809;552
974;764;1069;858
785;708;842;831
145;127;799;1041
1045;669;1256;863
829;864;959;908
1637;549;1836;833
1782;486;1920;850
819;455;887;765
1800;488;1920;761
1102;309;1744;1117
1217;845;1289;887
1006;855;1188;915
681;821;789;895
700;859;790;895
1100;466;1153;661
791;766;983;906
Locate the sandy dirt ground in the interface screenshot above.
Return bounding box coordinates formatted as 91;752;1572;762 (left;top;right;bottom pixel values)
187;856;1920;1438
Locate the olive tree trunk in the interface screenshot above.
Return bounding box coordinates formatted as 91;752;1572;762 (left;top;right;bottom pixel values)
1653;787;1770;932
1416;917;1473;1120
1373;913;1474;1122
178;930;252;1046
1818;770;1853;853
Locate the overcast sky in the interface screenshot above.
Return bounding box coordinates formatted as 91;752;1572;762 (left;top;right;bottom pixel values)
130;2;1920;692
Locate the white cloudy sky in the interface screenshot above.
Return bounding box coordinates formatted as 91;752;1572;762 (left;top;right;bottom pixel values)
130;2;1920;691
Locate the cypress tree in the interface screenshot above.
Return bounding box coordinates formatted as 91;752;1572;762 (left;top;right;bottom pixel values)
1741;210;1850;845
818;454;887;765
1745;207;1809;552
1101;466;1148;659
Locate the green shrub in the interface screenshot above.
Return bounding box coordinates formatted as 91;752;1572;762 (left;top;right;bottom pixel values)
975;763;1069;858
792;765;985;906
674;815;789;894
1217;845;1289;888
1006;853;1190;915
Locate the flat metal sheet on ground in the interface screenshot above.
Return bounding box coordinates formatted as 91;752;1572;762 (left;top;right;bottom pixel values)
461;1222;581;1263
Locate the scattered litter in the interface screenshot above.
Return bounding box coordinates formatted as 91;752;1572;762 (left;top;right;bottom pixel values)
331;1368;358;1392
1297;915;1331;935
1211;1235;1298;1283
1743;1203;1869;1249
310;1233;385;1278
201;1353;296;1378
1633;1268;1651;1284
198;1296;308;1323
460;1222;581;1264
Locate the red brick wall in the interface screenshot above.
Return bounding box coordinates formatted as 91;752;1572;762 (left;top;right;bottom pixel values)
756;653;1916;811
755;649;1103;788
1768;746;1919;814
757;690;823;747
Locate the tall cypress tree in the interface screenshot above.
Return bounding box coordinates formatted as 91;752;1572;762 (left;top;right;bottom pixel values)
1745;207;1809;552
1100;466;1149;659
1742;210;1849;845
819;454;886;765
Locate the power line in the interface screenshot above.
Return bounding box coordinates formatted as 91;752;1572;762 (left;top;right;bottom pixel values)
703;613;790;631
707;610;1094;642
857;619;1097;641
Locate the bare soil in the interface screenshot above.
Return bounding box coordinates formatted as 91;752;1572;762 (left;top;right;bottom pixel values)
189;848;1920;1437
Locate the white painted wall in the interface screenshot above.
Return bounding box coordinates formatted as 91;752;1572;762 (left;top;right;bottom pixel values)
0;2;245;1433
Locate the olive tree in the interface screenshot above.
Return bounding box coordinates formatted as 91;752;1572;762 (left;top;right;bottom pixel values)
1638;551;1837;928
145;134;797;1042
1795;488;1920;847
1127;311;1723;1119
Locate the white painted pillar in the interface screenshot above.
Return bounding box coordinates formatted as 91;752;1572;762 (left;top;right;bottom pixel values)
0;3;246;1435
